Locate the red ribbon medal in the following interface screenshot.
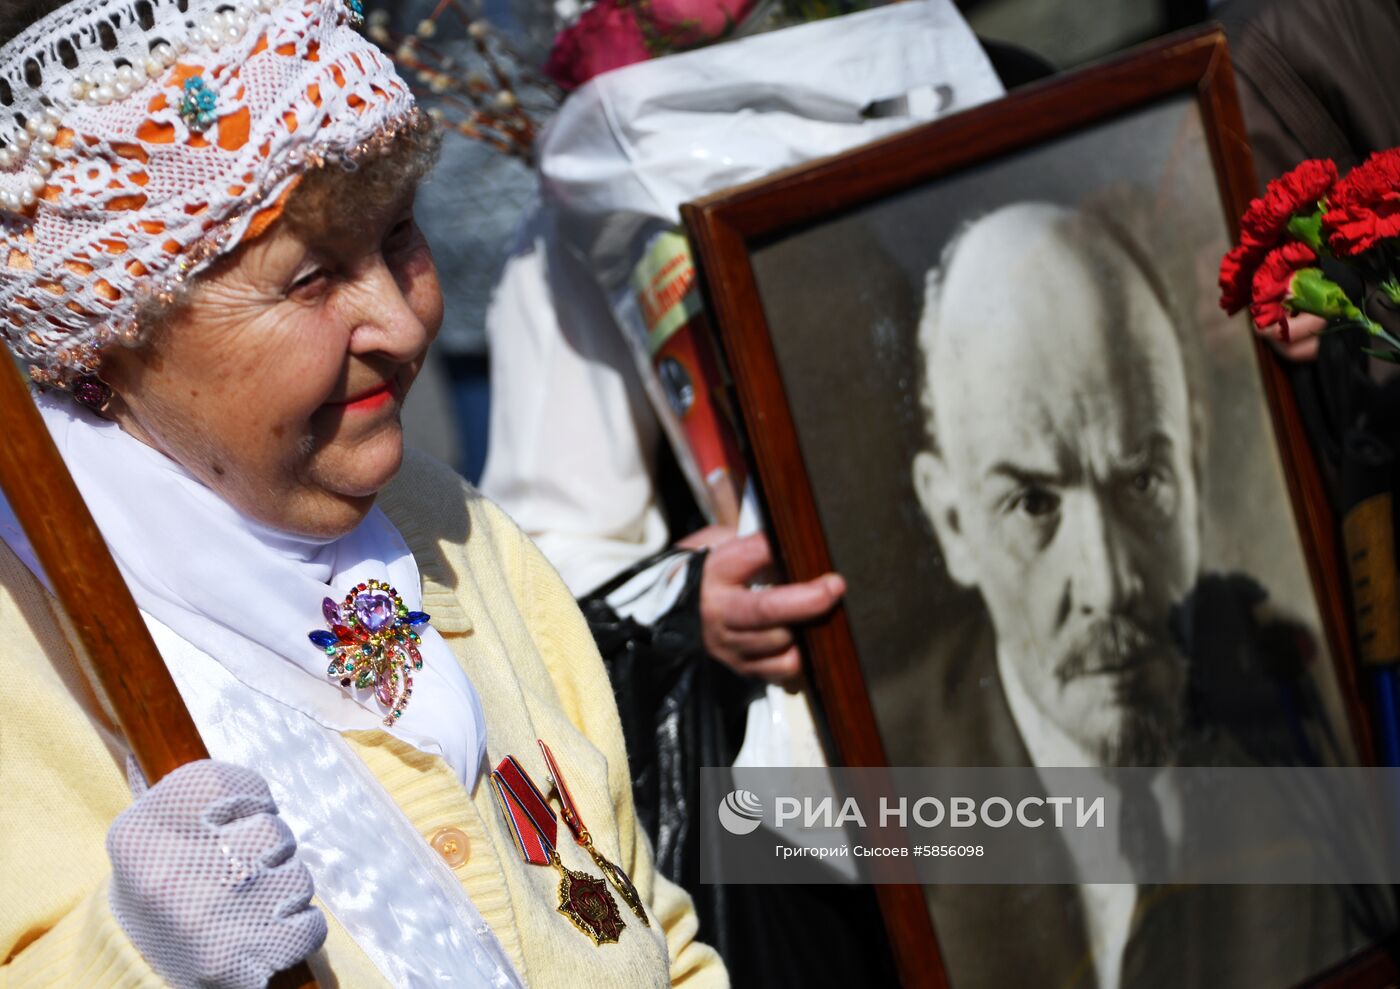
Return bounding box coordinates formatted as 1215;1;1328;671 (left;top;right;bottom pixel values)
492;755;556;866
538;739;649;925
490;755;626;945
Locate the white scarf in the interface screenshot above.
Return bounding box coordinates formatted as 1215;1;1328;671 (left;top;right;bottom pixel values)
2;393;522;989
38;393;488;783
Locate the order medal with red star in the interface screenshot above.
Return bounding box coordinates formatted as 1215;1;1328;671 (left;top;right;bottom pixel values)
490;755;626;944
539;738;649;925
555;861;627;944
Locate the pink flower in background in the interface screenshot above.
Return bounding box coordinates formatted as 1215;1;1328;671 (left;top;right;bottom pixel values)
545;1;650;91
648;0;757;47
545;0;758;91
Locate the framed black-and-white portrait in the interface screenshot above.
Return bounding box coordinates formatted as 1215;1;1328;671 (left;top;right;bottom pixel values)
683;27;1398;989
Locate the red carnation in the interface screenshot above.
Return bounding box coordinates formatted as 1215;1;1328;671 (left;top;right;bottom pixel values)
1250;241;1317;334
1239;158;1338;252
1218;242;1254;314
544;0;650;91
1323;149;1400;256
1218;158;1336;314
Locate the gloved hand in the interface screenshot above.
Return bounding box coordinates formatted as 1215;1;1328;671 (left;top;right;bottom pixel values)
106;759;327;989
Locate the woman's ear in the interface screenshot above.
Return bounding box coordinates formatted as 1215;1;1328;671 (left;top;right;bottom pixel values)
912;449;977;588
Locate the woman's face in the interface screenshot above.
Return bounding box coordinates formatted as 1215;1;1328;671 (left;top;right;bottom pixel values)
102;178;443;538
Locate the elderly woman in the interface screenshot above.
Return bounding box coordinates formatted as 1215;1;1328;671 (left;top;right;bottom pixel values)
0;1;724;987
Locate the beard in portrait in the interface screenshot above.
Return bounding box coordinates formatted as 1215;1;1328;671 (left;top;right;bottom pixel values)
906;202;1379;989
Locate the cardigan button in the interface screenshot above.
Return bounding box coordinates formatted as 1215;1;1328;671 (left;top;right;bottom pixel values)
429;827;470;867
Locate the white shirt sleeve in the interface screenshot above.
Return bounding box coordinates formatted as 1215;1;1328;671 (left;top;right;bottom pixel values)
480;209;672;598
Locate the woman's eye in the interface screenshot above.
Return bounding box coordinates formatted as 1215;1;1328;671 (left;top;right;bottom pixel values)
287;269;329;299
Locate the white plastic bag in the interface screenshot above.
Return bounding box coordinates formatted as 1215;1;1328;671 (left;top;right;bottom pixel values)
496;1;1005;767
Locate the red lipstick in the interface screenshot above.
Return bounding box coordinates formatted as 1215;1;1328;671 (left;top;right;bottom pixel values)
333;379;397;412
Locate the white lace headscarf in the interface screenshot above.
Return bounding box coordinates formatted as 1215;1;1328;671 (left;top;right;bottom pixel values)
0;0;416;384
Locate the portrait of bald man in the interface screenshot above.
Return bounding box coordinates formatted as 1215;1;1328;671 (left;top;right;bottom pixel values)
914;201;1197;773
910;202;1381;988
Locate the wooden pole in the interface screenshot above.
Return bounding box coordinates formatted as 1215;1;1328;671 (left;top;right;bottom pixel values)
0;355;318;989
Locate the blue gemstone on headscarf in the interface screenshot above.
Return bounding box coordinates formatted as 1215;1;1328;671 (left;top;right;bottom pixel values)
180;76;218;131
406;611;430;626
309;630;337;648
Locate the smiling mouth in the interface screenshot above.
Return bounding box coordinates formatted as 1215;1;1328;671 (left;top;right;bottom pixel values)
329;379;398;412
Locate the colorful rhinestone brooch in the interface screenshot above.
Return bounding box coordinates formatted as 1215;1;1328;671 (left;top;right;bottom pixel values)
308;580;430;727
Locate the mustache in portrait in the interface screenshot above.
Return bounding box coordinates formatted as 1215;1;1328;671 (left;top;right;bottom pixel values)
1053;614;1188;767
1054;615;1177;683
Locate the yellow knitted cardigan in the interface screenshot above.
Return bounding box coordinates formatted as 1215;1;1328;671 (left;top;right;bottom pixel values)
0;449;726;988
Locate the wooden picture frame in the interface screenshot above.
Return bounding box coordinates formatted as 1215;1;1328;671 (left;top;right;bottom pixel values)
682;26;1397;989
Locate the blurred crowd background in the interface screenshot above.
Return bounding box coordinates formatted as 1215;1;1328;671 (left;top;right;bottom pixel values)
380;0;1221;480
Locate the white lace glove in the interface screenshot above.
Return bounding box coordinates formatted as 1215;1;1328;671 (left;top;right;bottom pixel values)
106;759;327;989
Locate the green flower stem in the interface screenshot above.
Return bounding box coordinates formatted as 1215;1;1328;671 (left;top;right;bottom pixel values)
1328;318;1400;353
1287;209;1325;252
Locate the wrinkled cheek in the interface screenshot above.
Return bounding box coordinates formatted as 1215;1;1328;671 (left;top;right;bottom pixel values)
214;417;302;492
184;378;316;488
402;252;445;340
1163;513;1202;604
982;560;1056;648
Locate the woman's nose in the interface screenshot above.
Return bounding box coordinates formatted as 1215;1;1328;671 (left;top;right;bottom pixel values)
345;257;437;361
